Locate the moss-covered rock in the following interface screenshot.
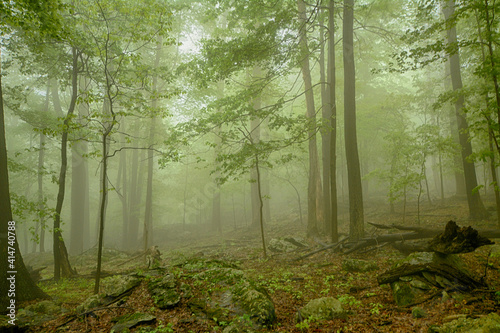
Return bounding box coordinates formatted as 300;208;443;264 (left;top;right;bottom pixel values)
110;313;155;333
342;259;378;273
429;312;500;333
296;297;347;322
102;274;142;298
186;260;275;328
147;274;180;309
76;294;105;314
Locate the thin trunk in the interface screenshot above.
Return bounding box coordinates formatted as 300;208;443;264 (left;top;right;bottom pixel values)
320;5;332;236
53;48;79;280
443;0;488;220
128;143;140;249
328;0;338;242
144;39;162;250
298;0;319;237
119;144;128;250
343;0;364;240
35;84;50;253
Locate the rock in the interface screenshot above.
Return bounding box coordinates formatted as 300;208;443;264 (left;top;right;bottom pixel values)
296;297;347;322
342;259;378;273
102;274;142;298
186;260;275;328
429;312;500;333
147;274;181;309
268;238;298;253
411;306;427;318
76;294;105;313
16;300;62;327
110;313;155;333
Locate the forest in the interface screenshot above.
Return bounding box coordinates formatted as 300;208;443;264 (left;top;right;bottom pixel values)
1;0;500;332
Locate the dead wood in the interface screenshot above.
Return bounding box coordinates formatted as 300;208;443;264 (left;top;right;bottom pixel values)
427;221;494;254
348;221;499;254
377;263;487;290
292;236;349;261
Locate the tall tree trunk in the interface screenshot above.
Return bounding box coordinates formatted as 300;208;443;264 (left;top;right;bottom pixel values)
320;9;332;236
0;54;49;310
128;141;140;249
118;141;129;250
343;0;364;241
298;0;319;237
35;84;50;253
212;81;224;234
250;67;262;230
442;0;488;220
444;61;466;197
70;76;89;255
144;38;162;250
328;0;338;242
53;47;79;281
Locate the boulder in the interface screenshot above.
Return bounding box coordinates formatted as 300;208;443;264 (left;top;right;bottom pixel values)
268;237;307;253
102;274;142;298
296;297;347;322
110;313;156;333
147;274;181;309
16;300;62;327
342;259;378;273
429;312;500;333
186;260;275;328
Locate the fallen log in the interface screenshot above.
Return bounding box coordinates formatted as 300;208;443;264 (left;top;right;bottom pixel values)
346;221;499;254
377;262;487;290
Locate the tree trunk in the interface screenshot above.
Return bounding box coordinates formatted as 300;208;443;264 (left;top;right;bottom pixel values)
319;4;332;237
328;0;338;242
442;0;488;220
34;84;50;253
250;67;262;230
53;48;79;280
298;0;319;237
128;141;141;249
144;38;162;250
0;56;49;310
343;0;364;240
70;74;90;255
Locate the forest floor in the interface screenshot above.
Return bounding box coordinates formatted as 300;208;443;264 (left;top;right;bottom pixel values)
16;197;500;332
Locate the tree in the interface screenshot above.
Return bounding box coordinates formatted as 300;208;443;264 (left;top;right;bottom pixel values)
297;0;320;237
343;0;364;240
442;0;488;220
0;0;61;311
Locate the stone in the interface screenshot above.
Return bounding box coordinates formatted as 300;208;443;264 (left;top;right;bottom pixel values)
102;274;142;298
268;237;307;253
110;313;156;333
428;312;500;333
147;274;180;309
342;259;378;272
411;306;427;318
185;260;275;328
76;294;105;314
296;297;347;322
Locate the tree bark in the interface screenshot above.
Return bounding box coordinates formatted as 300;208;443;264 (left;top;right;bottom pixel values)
144;38;162;250
328;0;338;242
53;47;79;280
0;52;49;311
343;0;364;240
298;0;319;237
442;0;488;220
319;4;332;237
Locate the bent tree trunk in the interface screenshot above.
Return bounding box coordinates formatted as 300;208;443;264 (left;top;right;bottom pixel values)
53;47;79;281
